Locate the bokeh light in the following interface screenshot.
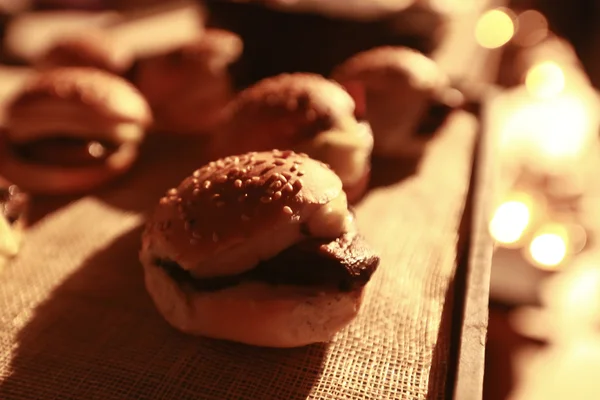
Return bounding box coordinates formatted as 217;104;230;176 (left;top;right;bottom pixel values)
490;199;531;245
498;92;593;164
526;61;565;99
475;8;515;49
528;224;569;270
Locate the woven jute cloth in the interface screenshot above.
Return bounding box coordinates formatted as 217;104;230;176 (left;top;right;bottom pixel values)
0;110;477;400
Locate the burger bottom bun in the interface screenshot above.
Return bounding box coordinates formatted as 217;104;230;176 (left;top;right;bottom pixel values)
143;262;365;348
344;168;370;204
0;142;139;195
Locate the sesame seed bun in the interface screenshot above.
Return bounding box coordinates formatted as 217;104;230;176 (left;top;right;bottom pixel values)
37;30;134;75
134;29;242;135
213;73;373;202
0;68;151;195
6;67;151;144
215;73;355;151
141;150;344;278
143;266;366;347
0;138;139;195
331;46;463;157
139;150;380;347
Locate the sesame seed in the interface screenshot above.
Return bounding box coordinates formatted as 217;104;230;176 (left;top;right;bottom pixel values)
261;165;274;175
193;188;201;196
159;197;169;205
234;179;243;188
212;232;219;242
212;194;221;200
273;191;282;200
192;178;199;185
244;179;252;187
175;197;182;204
203;181;212;189
255;159;266;165
260;196;272;203
281;150;294;158
294;179;304;190
283;183;294;192
297;171;305;176
282;172;292;180
167;188;178;196
272;181;282;189
216;174;228;183
274;159;285;166
193;170;201;178
283;206;293;215
251;176;260;183
290;165;297;172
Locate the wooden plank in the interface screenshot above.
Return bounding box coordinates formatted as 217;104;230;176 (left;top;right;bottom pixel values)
432;1;503;398
450;91;497;400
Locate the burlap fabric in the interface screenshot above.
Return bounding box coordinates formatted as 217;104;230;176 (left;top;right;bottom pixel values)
0;109;477;399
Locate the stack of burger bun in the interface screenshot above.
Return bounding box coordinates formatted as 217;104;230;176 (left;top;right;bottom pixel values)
0;0;469;347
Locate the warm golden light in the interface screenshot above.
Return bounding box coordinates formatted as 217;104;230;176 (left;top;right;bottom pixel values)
489;200;531;245
475;9;515;49
526;61;565;99
498;91;593;164
528;224;569;270
537;96;590;159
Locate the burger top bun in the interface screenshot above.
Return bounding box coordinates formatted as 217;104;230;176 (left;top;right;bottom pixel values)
37;29;134;75
331;46;450;97
6;67;152;144
246;0;416;21
215;73;357;152
144;150;347;278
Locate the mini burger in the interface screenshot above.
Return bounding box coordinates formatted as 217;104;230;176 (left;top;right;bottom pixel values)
133;29;242;135
0;67;152;195
331;46;464;158
36;29;134;76
212;73;374;203
140;150;380;348
0;180;28;272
